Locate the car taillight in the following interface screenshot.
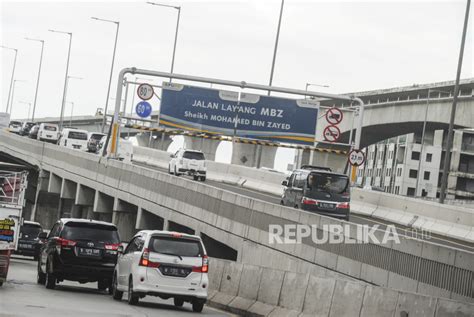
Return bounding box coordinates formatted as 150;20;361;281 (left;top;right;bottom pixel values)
338;202;350;209
302;197;318;205
105;243;120;250
139;248;160;267
56;237;76;247
193;255;209;273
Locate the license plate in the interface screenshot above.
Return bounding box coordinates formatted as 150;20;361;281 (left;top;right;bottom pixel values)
78;248;101;257
19;244;32;249
320;203;335;209
46;135;52;138
161;266;191;277
73;145;81;149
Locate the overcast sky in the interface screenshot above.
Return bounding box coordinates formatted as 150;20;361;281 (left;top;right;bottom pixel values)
1;0;473;169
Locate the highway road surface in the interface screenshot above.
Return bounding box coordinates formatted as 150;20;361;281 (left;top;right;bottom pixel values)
0;257;234;317
133;161;474;252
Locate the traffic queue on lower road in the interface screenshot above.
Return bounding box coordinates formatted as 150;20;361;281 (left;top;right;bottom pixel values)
16;218;208;313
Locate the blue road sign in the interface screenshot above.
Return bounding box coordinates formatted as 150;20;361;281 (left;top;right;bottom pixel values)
159;83;319;145
136;101;152;118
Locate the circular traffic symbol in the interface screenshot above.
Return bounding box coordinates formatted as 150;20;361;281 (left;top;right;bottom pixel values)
137;83;154;101
325;108;343;125
135;101;152;118
323;125;341;142
348;149;366;166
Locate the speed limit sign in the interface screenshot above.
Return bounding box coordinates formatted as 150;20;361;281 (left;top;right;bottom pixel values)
348;150;366;166
137;83;154;101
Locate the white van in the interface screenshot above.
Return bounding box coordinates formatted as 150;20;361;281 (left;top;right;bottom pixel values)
37;123;60;143
98;136;134;163
58;128;89;150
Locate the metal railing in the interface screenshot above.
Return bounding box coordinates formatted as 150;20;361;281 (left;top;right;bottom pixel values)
0;171;28;206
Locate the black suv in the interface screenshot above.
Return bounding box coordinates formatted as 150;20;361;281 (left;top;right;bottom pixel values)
14;221;43;260
281;165;351;221
37;218;121;292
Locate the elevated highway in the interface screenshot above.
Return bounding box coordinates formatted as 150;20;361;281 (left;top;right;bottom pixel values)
0;130;473;304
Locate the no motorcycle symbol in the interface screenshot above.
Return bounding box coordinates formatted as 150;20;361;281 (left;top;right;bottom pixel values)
323;125;340;142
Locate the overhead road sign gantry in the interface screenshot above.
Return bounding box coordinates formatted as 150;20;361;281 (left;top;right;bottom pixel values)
108;67;365;158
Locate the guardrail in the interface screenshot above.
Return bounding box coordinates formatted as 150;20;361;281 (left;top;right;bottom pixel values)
0;131;473;301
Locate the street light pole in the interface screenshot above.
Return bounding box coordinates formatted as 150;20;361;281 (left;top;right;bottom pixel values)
67;102;74;127
147;2;181;80
19;101;32;120
49;29;72;130
25;37;45;122
10;80;26;118
1;45;18;113
268;0;285;96
415;89;450;197
92;17;120;133
63;76;83;127
439;0;471;204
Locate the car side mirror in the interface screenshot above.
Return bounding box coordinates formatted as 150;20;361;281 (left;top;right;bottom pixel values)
117;245;124;254
170;154;175;158
38;232;48;240
281;180;288;187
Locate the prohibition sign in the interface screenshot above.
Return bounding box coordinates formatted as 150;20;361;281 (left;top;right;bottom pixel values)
325;108;343;125
137;83;154;101
323;125;340;142
348;149;366;166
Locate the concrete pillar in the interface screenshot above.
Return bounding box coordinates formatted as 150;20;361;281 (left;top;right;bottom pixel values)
135;207;164;230
60;179;77;200
136;132;173;151
231;143;277;168
31;170;50;221
302;151;348;174
48;173;62;194
112;198;138;241
183;136;220;161
93;191;114;213
75;184;95;206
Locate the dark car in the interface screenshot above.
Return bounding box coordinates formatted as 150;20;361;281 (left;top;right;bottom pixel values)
281;166;350;220
37;218;121;292
20;122;35;136
14;221;44;260
28;124;40;139
87;132;106;153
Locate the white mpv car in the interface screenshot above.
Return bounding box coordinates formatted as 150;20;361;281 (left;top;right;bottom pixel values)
112;230;209;312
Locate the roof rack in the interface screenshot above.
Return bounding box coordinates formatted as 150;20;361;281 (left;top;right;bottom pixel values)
300;165;332;172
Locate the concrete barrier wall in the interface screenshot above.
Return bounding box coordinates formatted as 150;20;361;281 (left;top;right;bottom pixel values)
1;131;473;302
208;258;474;317
133;145;474;243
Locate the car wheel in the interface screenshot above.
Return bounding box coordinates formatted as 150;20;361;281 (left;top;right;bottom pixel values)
98;279;108;291
127;277;139;305
112;273;123;300
168;165;174;174
37;260;46;285
193;175;199;181
45;260;56;289
174;166;180;176
174;298;184;307
192;301;204;313
200;176;206;182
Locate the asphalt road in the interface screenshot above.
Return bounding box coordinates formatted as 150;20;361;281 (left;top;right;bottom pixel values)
134;161;474;252
0;257;234;317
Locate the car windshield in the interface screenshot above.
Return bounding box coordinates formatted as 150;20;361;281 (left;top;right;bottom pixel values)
91;133;105;140
68;131;88;140
61;222;120;243
183;151;205;160
20;224;42;237
307;172;349;194
148;236;203;257
10;122;21;127
44;125;57;131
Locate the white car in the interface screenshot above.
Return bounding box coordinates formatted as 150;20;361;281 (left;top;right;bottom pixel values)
8;120;22;134
58;128;89;150
168;149;207;181
112;230;209;313
37;123;60;143
97;136;134;163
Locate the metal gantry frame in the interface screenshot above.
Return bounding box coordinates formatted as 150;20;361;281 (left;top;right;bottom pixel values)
108;67;365;178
